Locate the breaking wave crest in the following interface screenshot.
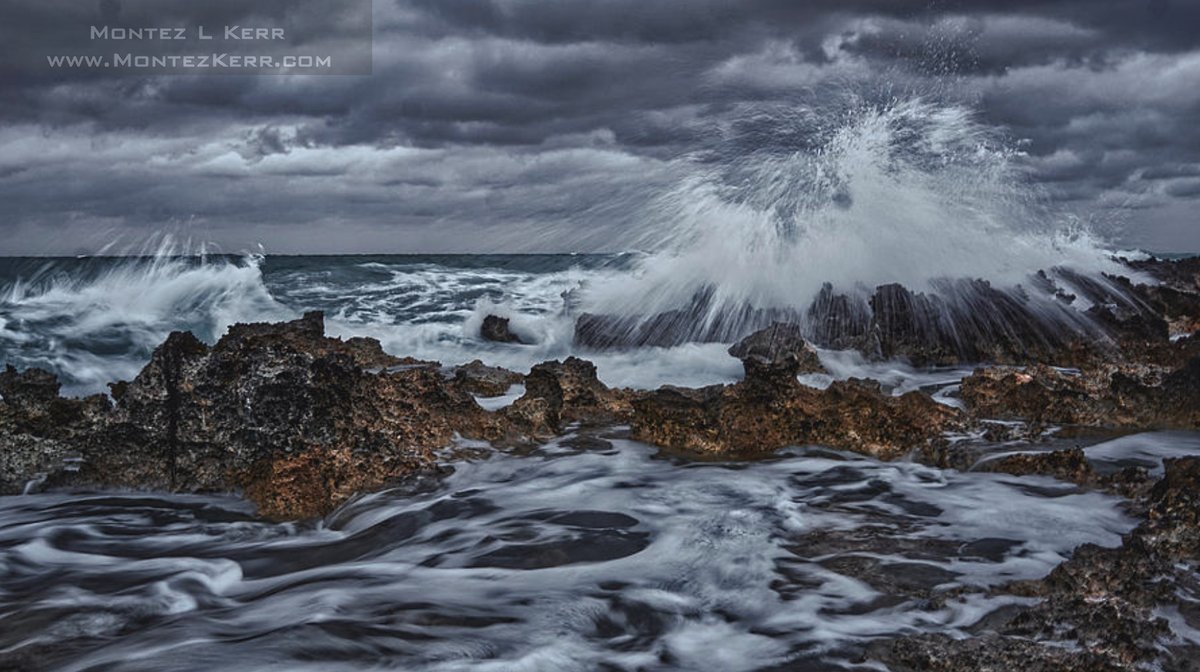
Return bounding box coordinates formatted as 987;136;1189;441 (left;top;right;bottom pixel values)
577;97;1131;344
0;241;287;394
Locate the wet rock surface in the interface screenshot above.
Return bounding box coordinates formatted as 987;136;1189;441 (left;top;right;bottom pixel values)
727;322;825;375
452;359;524;397
975;446;1098;484
631;345;963;460
0;365;110;495
574;259;1200;369
960;356;1200;430
869;457;1200;671
1;313;510;519
573;287;800;349
7;263;1198;519
1129;255;1200;294
862;279;1096;367
504;356;633;437
480;314;529;344
1;257;1199;668
574;276;1115;367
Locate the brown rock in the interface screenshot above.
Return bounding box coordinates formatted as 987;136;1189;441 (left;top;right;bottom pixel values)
631;360;962;459
2;312;514;519
975;447;1095;485
961;357;1200;429
453;359;523;397
505;357;632;436
241;445;431;521
0;365;111;493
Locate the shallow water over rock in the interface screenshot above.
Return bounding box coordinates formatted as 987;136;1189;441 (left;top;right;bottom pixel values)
4;431;1183;671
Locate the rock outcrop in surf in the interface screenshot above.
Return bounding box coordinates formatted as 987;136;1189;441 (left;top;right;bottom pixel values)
2;313;510;518
503;357;634;437
576;258;1200;372
3;256;1199;524
727;322;825;375
631;375;961;460
961;353;1200;430
480;314;530;344
630;327;959;459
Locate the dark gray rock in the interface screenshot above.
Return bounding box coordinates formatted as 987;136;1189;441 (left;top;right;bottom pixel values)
481;315;530;344
727;322;825;376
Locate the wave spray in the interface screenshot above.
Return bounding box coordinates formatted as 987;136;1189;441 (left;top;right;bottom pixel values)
575;96;1137;356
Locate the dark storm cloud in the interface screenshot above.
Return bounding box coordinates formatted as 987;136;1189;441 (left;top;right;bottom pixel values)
0;0;1197;254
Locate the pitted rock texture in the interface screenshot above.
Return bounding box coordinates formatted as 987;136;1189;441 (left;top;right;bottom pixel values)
870;457;1200;671
960;357;1200;429
504;357;633;437
1;313;511;519
452;360;524;397
630;354;963;459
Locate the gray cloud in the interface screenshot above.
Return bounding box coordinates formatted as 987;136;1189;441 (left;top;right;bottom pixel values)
0;0;1197;254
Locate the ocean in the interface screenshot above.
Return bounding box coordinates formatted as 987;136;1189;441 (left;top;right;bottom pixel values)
1;251;1198;669
2;94;1198;669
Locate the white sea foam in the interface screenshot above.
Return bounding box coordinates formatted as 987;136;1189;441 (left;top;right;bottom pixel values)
1;436;1156;671
578;97;1131;341
0;239;288;394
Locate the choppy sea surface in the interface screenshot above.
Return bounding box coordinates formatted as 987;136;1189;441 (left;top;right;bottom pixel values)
1;254;1199;670
0;253;753;397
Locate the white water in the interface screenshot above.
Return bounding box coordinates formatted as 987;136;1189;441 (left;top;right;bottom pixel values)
0;247;289;393
0;250;753;395
0;433;1157;671
579;98;1131;336
0;98;1160;396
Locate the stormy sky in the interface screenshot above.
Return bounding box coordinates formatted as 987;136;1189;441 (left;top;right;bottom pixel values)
1;0;1197;255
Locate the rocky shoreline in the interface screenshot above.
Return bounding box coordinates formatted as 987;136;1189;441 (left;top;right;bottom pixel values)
2;256;1199;669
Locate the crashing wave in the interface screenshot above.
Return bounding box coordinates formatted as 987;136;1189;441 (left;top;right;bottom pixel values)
572;96;1145;360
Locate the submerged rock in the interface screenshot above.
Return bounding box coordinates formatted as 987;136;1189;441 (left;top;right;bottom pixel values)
480;314;529;344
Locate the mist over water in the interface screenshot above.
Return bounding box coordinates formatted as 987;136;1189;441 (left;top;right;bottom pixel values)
579;96;1132;341
0;94;1154;394
0;84;1197;672
0;249;289;394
